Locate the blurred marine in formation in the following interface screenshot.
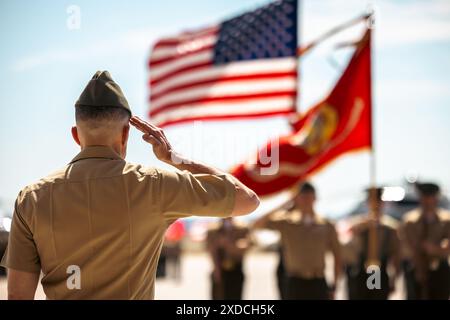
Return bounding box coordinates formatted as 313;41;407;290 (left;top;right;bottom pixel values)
164;220;185;282
401;183;450;300
254;182;342;300
207;218;251;300
344;188;401;300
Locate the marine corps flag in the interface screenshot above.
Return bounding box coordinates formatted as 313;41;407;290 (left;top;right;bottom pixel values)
231;29;372;197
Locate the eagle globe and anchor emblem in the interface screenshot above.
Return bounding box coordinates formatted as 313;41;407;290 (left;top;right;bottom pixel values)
290;103;339;155
244;98;366;180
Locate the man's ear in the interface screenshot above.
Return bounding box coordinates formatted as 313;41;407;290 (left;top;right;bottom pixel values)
122;124;130;145
71;126;81;146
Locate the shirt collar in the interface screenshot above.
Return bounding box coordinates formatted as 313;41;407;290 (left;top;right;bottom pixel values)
288;209;323;225
419;209;442;224
69;146;123;164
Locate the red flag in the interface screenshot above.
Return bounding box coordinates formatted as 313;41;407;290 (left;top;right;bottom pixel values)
231;29;372;197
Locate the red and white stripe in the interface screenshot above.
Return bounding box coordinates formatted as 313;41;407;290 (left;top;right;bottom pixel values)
148;26;298;127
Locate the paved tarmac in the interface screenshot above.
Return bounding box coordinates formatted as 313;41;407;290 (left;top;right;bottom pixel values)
0;251;404;300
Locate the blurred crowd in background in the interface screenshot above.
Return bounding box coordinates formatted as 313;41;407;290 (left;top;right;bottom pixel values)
147;180;450;300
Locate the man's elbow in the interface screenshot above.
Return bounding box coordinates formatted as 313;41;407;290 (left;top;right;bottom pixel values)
232;190;260;216
8;290;35;300
8;293;30;300
247;192;260;213
6;269;39;300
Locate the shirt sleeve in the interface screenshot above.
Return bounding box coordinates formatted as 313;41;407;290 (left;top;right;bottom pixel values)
0;194;41;273
155;169;236;223
402;221;417;248
265;218;286;231
328;222;341;255
388;228;400;258
263;210;289;231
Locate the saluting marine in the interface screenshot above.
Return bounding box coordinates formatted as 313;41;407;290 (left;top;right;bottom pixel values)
0;71;259;300
253;182;342;300
401;182;450;300
207;217;251;300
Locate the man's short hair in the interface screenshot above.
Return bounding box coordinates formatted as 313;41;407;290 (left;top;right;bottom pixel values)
298;181;316;194
75;105;131;124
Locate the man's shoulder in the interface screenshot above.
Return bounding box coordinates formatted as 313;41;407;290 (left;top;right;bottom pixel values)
17;163;162;202
122;162;159;179
270;209;290;223
13;166;68;211
19;166;70;197
124;164;192;180
206;223;222;238
380;215;400;230
315;215;334;226
402;208;450;225
233;221;250;233
437;209;450;222
402;208;421;224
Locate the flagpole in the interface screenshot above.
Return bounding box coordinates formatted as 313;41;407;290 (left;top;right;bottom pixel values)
297;12;371;57
366;8;380;268
296;0;302;114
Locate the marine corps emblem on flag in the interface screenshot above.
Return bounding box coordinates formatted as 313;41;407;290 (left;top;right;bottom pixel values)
289;103;338;155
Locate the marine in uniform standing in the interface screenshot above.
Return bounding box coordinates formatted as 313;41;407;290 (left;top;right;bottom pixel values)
207;217;250;300
0;71;259;300
401;182;450;300
344;188;401;300
252;197;295;299
253;182;342;300
164;220;185;282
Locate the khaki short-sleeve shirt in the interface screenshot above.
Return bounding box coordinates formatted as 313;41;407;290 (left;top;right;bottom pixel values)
1;146;235;299
207;223;250;268
401;208;450;261
266;210;341;278
344;215;400;265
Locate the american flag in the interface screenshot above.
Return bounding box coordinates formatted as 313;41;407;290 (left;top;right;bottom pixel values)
148;0;298;127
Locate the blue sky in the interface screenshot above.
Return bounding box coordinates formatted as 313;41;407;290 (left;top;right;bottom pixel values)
1;0;450;217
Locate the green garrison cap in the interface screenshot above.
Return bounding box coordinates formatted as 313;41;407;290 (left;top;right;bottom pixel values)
416;182;440;196
75;71;131;114
365;187;384;200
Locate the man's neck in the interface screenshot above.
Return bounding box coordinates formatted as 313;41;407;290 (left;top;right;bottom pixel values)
81;143;124;158
300;208;315;217
299;209;315;225
422;207;438;222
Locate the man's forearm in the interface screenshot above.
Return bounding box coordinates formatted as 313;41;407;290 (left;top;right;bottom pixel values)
166;153;255;198
7;269;40;300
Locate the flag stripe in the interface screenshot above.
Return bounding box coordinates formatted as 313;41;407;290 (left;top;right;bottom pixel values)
151;78;297;110
150;71;297;101
150;90;297;117
151;110;295;128
150;62;213;87
152;27;219;50
150;50;213;81
150;44;214;67
150;96;296;124
151;57;297;90
150;35;218;64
